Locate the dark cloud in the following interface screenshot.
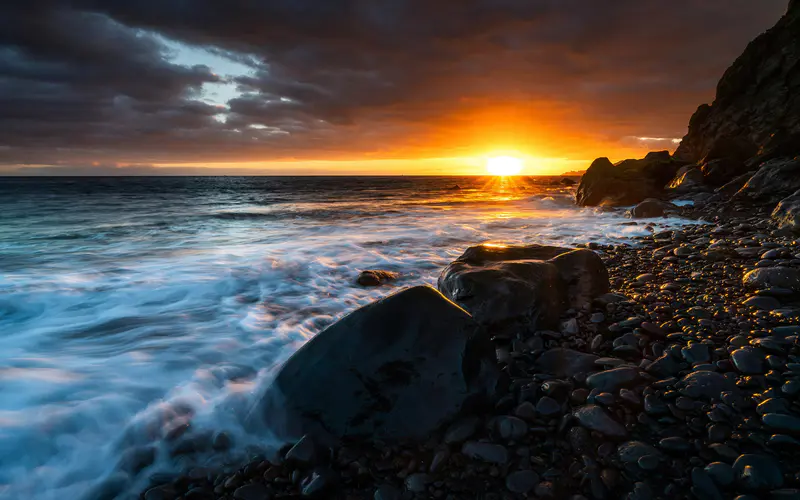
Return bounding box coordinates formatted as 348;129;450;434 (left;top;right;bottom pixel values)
0;0;789;169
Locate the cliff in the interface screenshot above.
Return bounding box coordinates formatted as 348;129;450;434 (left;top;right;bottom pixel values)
674;1;800;164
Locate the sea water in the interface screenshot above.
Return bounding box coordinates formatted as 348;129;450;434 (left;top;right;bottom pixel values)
0;176;693;499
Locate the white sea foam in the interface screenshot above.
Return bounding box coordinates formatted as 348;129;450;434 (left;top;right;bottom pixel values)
0;177;698;499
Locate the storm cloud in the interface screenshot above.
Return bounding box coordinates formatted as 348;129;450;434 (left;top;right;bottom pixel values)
0;0;788;170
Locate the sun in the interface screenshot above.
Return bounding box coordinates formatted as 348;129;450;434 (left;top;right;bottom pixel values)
486;156;523;176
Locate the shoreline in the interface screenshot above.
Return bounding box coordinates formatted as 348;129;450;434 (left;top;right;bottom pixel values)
133;201;800;500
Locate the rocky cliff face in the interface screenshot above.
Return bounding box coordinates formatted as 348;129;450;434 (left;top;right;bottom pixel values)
674;2;800;164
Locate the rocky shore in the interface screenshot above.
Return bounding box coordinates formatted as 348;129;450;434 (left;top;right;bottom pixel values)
131;3;800;499
135;206;800;500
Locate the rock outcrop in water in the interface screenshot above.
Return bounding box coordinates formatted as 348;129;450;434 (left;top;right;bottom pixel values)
575;152;686;207
674;2;800;166
355;269;399;287
258;285;498;442
437;244;609;330
575;2;800;209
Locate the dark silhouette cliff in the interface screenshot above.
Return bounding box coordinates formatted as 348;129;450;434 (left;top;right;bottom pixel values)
674;1;800;164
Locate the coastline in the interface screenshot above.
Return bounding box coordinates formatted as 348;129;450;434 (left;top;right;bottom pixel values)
132;200;800;500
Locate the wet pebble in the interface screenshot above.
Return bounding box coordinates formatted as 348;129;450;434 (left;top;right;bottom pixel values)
732;454;783;491
572;405;627;438
461;442;509;465
506;470;540;494
731;347;766;374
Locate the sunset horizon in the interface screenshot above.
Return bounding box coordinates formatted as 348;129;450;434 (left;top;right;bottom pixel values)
0;1;787;176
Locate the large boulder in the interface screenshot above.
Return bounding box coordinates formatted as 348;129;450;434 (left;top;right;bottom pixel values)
733;158;800;204
772;189;800;232
257;286;498;442
674;5;800;166
576;152;686;207
438;244;609;328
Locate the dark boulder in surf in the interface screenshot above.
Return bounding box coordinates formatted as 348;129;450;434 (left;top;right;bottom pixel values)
576;153;686;207
631;198;672;218
437;244;609;329
257;286;498;443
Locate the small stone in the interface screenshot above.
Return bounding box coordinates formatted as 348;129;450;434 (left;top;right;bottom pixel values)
704;462;734;487
595;392;615;406
691;467;723;500
572;405;627;438
618;441;659;464
637;455;660;470
430;449;450;473
374;485;401;500
732;454;783;491
619;388;641;406
756;398;791;415
300;466;336;497
680;371;727;400
682;343;711;364
731;347;766;374
514;401;538;421
708;424;729;442
762;413;800;434
743;267;800;292
536;396;562;417
687;306;711;319
586;367;641;392
356;270;399;287
461;442;509;465
506;470;540;494
444;416;480;444
590;312;605;323
562;318;579;335
496;416;528;441
233;483;271;500
743;296;782;310
405;473;431;493
659;436;691;453
783;379;800;396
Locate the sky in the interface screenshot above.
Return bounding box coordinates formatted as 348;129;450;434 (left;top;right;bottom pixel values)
0;1;788;176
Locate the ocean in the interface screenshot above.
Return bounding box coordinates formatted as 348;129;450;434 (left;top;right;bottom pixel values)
0;176;693;499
